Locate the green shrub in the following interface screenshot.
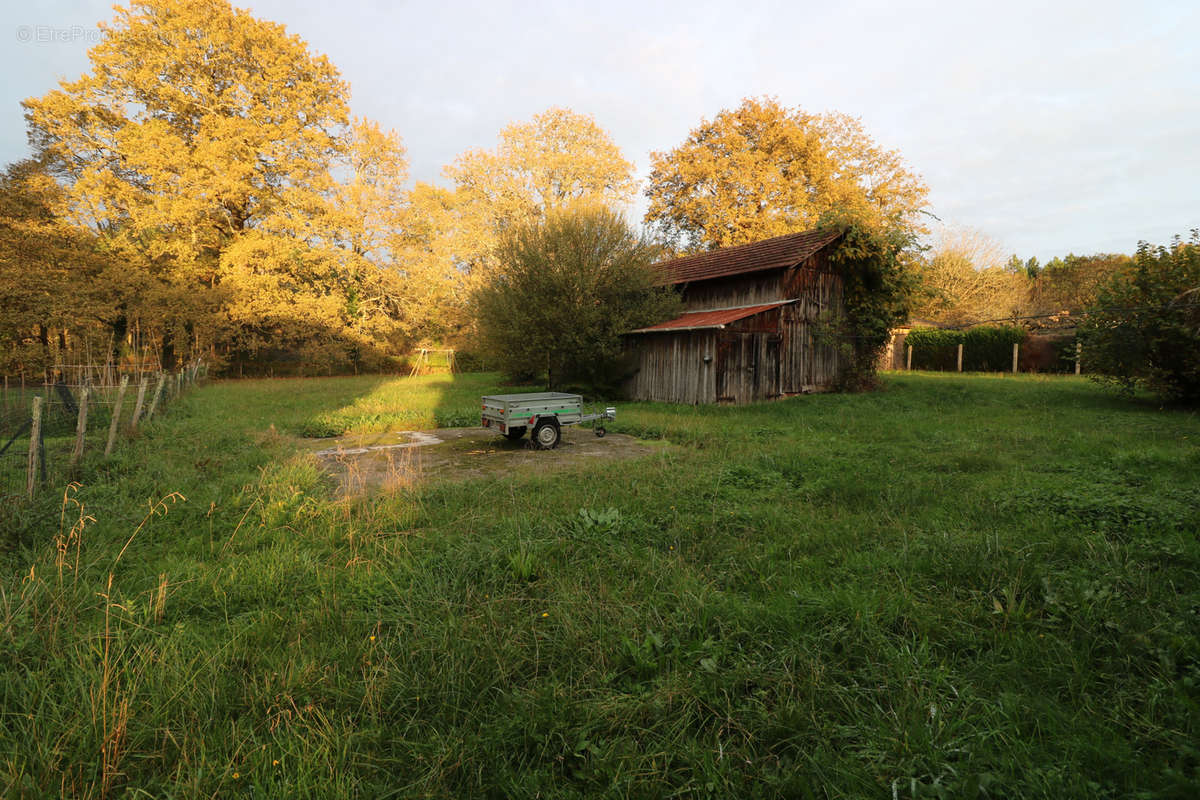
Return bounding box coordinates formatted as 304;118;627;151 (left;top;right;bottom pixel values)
963;325;1027;371
472;204;680;392
452;349;488;373
1079;232;1200;403
905;327;962;370
906;325;1026;371
820;218;920;391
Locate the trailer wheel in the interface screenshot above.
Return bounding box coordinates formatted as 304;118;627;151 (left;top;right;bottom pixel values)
532;419;560;449
503;426;526;441
594;426;606;438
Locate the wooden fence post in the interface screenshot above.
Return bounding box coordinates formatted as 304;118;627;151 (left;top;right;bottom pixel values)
70;386;89;467
104;375;129;457
130;376;149;432
1075;340;1081;375
906;345;913;371
956;343;963;373
26;396;42;500
1012;342;1019;374
146;373;166;419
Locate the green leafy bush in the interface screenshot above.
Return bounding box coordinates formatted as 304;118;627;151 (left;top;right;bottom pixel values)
904;327;961;370
821;218;920;390
472;204;680;392
1079;232;1200;403
906;325;1026;371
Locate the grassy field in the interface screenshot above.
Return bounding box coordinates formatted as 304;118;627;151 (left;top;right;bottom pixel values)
2;372;1198;798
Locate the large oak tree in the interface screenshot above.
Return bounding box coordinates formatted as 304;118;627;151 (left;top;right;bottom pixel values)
20;0;415;371
442;107;637;283
645;97;929;251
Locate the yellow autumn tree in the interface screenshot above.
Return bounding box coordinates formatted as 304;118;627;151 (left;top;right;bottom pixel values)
914;228;1029;325
0;160;122;375
645;96;929;251
22;0;358;370
389;183;470;342
443;107;638;284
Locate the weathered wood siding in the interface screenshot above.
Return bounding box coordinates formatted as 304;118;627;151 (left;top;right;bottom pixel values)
714;308;782;403
625;331;717;404
625;250;847;403
715;332;781;403
679;273;784;311
780;267;844;392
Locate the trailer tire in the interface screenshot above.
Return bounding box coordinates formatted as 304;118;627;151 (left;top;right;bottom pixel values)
503;426;526;441
594;426;606;438
531;419;560;449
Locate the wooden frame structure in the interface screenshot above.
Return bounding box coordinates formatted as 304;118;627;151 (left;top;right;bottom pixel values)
624;229;845;404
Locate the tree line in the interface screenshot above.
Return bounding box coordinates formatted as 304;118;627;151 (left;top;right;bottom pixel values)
1;0;1183;399
0;1;930;380
912;227;1136;328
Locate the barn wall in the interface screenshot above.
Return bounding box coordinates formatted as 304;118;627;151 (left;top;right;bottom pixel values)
624;331;717;404
627;247;848;403
680;273;785;311
715;332;782;403
715;308;784;403
779;268;844;392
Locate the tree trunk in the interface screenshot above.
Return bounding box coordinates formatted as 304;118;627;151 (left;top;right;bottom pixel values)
161;331;177;372
110;314;128;366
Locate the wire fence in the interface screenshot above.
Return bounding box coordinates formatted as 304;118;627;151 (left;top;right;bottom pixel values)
0;362;207;513
882;337;1082;374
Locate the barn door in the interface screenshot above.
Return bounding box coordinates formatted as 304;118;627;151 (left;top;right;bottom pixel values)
762;334;781;399
743;334;758;404
715;333;736;403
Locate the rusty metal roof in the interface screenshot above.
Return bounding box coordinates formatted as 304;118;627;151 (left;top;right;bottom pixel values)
656;228;842;285
628;302;791;334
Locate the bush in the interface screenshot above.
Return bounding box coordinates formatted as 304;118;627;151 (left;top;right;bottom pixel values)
821;219;920;391
905;327;962;370
905;325;1026;371
451;349;488;373
472;204;680;392
1020;333;1077;374
1079;232;1200;403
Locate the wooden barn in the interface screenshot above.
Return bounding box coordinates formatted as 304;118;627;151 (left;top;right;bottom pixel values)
624;229;846;404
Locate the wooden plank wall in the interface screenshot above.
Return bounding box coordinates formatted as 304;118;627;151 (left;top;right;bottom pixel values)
780;268;844;392
627;250;848;403
679;273;784;311
715;331;781;403
625;331;717;404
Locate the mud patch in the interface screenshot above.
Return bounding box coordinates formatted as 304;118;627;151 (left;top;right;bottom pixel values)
301;426;658;493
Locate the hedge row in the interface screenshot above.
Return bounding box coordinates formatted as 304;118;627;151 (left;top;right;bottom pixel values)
906;325;1028;371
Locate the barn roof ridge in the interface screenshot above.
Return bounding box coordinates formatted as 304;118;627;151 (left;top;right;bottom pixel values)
655;228;843;285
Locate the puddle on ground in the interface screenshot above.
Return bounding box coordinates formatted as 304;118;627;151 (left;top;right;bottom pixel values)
300;426;658;493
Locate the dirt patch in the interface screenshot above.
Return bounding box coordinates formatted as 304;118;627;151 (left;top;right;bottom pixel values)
301;426;658;493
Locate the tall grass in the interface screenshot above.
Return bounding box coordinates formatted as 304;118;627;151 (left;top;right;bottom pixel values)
2;372;1198;797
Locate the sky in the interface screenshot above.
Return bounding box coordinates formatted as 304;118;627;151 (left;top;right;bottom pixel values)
2;0;1197;261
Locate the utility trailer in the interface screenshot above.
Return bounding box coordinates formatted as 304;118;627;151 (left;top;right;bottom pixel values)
480;392;615;449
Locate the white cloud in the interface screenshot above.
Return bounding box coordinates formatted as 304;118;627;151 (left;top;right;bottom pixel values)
2;0;1196;258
